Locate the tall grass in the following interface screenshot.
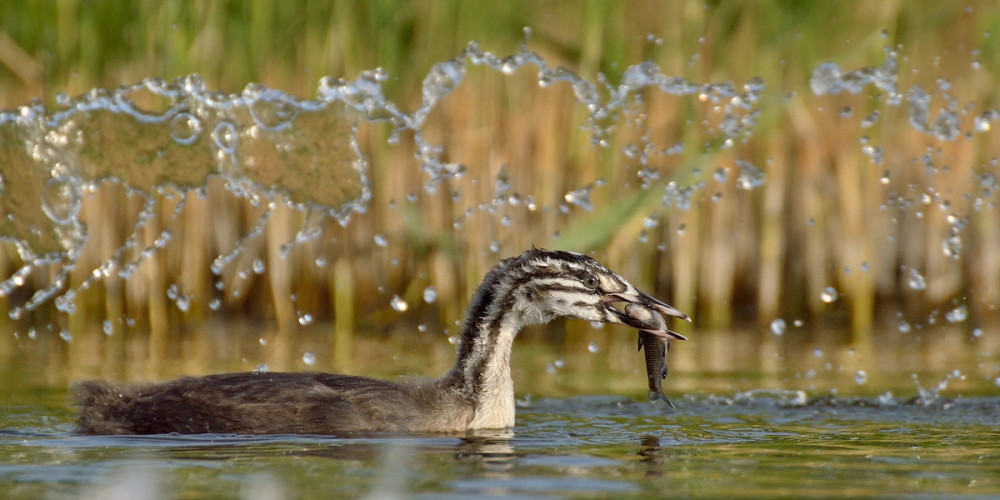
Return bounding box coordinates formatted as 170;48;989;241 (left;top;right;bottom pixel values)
0;0;998;347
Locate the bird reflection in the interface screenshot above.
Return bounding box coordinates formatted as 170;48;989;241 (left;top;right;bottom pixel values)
637;434;667;477
455;429;517;470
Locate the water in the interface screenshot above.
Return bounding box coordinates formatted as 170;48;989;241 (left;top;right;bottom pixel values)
2;5;1000;497
2;376;998;498
0;21;996;334
2;322;998;497
3;403;996;498
0;35;774;323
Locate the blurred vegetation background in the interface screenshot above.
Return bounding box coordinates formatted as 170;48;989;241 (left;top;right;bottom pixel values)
1;1;999;384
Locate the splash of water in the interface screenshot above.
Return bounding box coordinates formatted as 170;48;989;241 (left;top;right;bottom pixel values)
0;36;767;318
811;46;970;142
1;75;375;319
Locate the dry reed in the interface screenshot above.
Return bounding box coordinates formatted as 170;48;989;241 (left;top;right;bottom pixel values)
0;0;997;347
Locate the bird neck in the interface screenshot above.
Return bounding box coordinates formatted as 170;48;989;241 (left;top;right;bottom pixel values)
438;262;532;428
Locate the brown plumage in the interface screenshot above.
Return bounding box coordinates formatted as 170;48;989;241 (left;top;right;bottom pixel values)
74;373;470;434
75;248;689;435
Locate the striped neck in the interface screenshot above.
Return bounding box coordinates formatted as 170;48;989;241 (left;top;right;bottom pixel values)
438;255;528;427
432;247;685;429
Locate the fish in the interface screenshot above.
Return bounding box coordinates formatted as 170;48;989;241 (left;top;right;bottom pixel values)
625;303;677;411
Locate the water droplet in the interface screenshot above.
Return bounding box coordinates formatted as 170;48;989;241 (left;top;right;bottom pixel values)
248;91;298;131
168;112;203;145
978;172;999;192
259;337;267;345
421;59;466;105
423;286;437;304
42;176;82;224
855;370;868;385
211;121;238;155
898;320;911;333
907;268;927;290
302;351;316;366
908;268;926;290
417;324;427;332
790;390;807;405
735;160;766;190
315;256;327;268
55;292;77;314
861;144;883;164
820;286;838;303
390;295;408;312
563;184;594;211
972;328;983;338
374;234;388;247
945;304;967;323
862;110;880;128
250;259;266;275
770;318;786;336
176;295;190;312
813;348;824;358
166;284;179;300
103;320;113;336
587;341;600;353
59;330;72;342
713;167;729;182
253;364;269;373
209;298;222;311
298;313;313;326
489;241;500;253
942;233;962;259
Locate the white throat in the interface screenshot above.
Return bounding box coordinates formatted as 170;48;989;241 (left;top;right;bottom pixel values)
468;320;518;429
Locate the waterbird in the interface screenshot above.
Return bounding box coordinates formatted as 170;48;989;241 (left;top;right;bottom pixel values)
625;303;677;411
74;248;690;435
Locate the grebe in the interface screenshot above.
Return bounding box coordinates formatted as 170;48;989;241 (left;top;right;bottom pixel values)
75;248;689;435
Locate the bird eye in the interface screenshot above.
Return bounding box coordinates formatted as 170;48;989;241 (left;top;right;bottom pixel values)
583;274;599;289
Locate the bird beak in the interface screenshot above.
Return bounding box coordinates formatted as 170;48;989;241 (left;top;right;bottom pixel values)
602;291;690;340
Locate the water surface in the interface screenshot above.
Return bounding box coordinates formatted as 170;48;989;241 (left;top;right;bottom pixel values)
2;392;997;498
1;325;997;498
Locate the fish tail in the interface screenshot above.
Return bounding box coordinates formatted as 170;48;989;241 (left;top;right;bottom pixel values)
649;390;678;412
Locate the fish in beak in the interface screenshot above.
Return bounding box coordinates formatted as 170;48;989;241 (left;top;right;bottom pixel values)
626;303;678;411
603;291;690;340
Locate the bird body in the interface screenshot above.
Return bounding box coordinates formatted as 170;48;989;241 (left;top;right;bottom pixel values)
75;373;472;434
74;248;689;435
